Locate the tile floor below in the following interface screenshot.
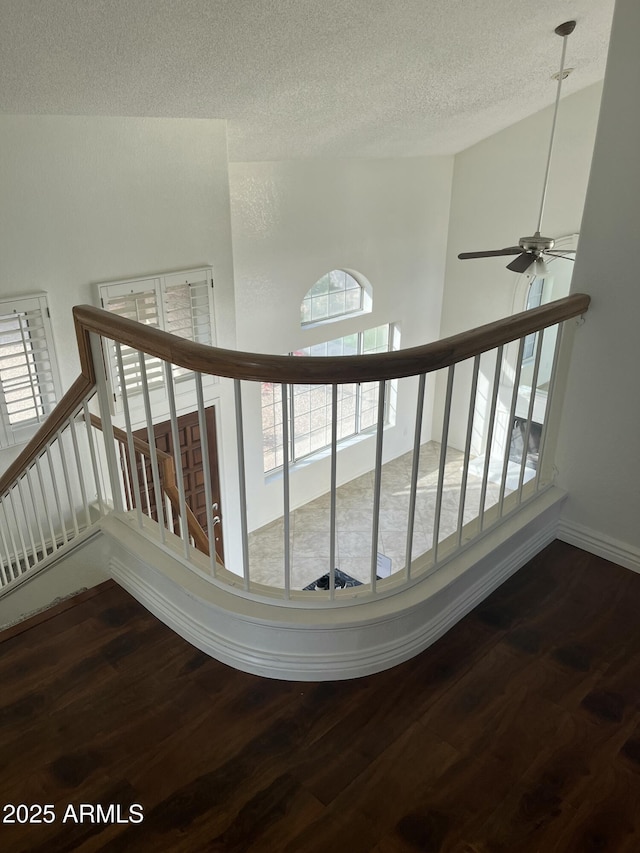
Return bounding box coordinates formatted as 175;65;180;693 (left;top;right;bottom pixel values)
248;441;508;590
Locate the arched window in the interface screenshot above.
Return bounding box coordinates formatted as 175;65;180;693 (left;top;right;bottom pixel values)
262;269;397;473
300;269;371;326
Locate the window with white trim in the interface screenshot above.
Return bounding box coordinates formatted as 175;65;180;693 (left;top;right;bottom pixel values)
301;270;371;326
97;268;216;405
0;293;62;447
261;324;399;472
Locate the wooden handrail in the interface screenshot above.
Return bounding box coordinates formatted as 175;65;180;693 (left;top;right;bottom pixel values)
1;293;590;501
0;300;98;497
73;293;590;384
88;413;173;463
0;375;95;498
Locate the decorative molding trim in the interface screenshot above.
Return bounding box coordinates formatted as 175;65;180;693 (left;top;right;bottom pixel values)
557;520;640;573
105;489;566;681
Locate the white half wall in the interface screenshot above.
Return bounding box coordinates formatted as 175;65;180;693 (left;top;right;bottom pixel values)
554;0;640;564
229;157;454;529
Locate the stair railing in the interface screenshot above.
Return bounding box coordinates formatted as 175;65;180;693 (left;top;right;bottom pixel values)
0;293;590;602
88;414;210;557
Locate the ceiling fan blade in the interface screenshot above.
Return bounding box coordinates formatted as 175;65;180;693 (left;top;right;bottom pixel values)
506;252;535;273
458;247;522;260
542;251;575;262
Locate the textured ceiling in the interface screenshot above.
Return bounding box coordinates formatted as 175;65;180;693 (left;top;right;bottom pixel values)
0;0;615;161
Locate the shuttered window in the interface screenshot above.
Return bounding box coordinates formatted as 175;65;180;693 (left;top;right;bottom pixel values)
97;268;215;404
0;293;62;446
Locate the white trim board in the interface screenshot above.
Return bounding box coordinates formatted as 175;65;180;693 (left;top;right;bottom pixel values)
102;488;566;681
557;520;640;574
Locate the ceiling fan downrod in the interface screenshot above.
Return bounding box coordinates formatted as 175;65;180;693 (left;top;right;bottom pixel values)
535;20;576;237
456;20;579;274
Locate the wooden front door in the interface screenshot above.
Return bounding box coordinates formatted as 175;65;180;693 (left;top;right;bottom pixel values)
134;407;224;562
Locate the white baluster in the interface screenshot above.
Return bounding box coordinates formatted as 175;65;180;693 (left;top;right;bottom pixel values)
433;365;455;565
498;338;526;518
164;360;190;559
138;351;166;543
370;380;386;592
195;372;217;576
329;384;338;599
281;383;291;598
479;346;504;532
234;379;250;590
457;356;481;546
405;373;427;581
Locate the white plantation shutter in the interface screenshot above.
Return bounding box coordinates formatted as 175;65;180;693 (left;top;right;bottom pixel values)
162;271;215;382
0;293;62;446
97;268;215;404
100;279;165;395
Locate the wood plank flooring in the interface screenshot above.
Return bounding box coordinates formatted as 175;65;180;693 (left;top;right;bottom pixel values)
1;540;640;851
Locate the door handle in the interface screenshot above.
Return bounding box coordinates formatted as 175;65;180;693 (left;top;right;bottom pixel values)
212;515;221;526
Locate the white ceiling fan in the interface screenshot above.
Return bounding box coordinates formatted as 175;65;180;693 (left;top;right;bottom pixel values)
458;20;578;276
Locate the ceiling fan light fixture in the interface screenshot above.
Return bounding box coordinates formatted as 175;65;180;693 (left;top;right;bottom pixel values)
526;257;549;278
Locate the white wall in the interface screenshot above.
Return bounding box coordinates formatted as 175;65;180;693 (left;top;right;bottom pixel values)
229;157;454;529
0;115;247;572
555;0;640;559
440;83;603;337
436;83;603;451
0;114;237;464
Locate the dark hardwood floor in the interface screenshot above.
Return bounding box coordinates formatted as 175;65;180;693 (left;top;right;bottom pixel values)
2;540;640;852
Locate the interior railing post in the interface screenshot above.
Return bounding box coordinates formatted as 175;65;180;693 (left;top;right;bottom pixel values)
370;380;386;592
116;342;143;530
8;488;30;570
329;384;338;598
281;383;291;599
90;333;124;513
164;361;191;560
69;413;92;529
498;338;525;518
195;372;217;576
0;516;12;584
479;346;504;532
56;430;80;538
83;401;105;517
535;321;565;491
433;365;455;565
457;356;481;546
25;467;47;563
16;478;37;567
234;379;250;590
517;328;544;503
35;456;57;552
405;373;426;581
138;351;166;543
2;499;22;577
45;445;68;545
139;455;152;517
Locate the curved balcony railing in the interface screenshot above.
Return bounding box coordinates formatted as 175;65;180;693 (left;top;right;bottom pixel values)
0;294;590;602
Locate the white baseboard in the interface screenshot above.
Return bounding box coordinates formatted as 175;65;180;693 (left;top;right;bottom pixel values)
557;520;640;573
